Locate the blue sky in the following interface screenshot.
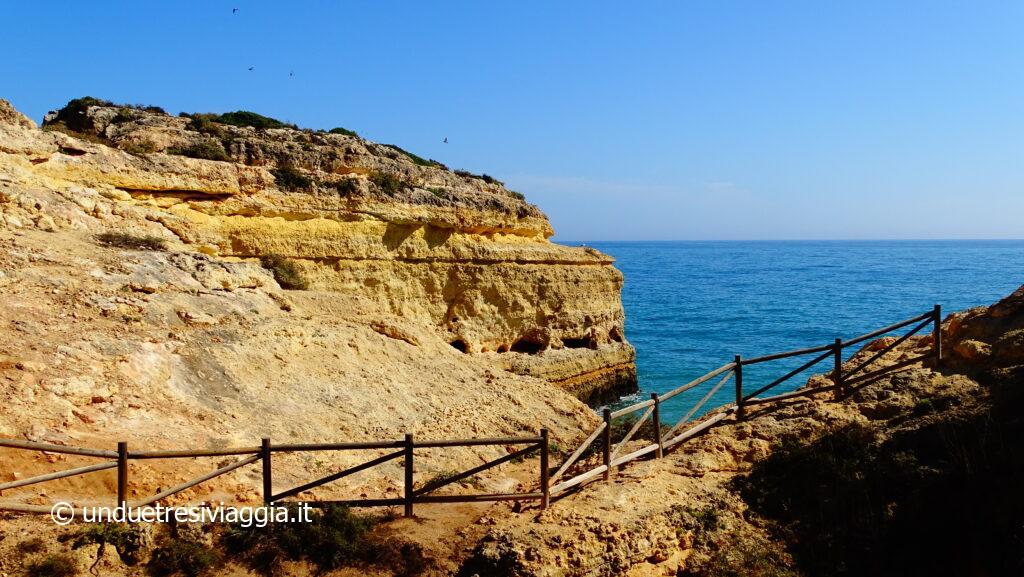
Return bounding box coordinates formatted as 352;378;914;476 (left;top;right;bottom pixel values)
3;1;1022;240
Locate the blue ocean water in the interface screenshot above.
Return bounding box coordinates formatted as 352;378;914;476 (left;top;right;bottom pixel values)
571;240;1023;424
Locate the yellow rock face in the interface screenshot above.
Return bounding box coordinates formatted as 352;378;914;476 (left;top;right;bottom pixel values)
0;98;636;402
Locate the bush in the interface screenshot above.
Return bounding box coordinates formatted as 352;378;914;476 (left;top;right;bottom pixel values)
19;537;47;554
427;187;447;199
453;169;503;186
382;144;445;168
507;190;526;201
369;171;408;196
24;554;79;577
95;232;167;251
181;110;296;131
148;540;221;577
67;523;148;566
222;504;424;576
331;178;360;196
166;141;230;162
260;254;308;290
271;166;313;192
121;139;160;156
329;126;358;137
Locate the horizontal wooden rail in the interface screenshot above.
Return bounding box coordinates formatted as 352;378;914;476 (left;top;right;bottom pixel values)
415;436;544;448
610;443;659;468
133;455;262;508
741;343;835;365
0;439;117;459
610;398;655;420
0;461;117;491
744;384;835;406
842;312;933;348
742;349;833;402
663;411;731;450
271;449;405;502
130;447;261;459
551;465;608;494
844;354;931;387
416;492;543;504
660;362;735;402
270;440;405;452
414;444;537;497
843;318;932;379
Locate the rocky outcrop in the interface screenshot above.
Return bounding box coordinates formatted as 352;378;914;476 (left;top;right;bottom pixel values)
0;97;636;403
458;285;1024;576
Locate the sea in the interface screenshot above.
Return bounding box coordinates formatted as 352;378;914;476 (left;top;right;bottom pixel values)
564;240;1024;424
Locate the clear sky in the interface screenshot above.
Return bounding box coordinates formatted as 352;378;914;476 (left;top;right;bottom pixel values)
3;1;1022;240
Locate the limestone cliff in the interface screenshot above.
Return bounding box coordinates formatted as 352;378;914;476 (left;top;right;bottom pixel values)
0;97;636;403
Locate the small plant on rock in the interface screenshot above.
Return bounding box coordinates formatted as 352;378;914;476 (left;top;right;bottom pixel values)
271;166;313;192
166;141;230;162
24;553;79;577
260;254;308;290
95;232;167;251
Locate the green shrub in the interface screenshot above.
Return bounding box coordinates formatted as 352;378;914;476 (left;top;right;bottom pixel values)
453;169;503;186
260;254;308;290
148;539;221;577
271;166;313;192
180;113;228;138
382;144;445;168
95;232;167;251
507;190;526;201
181;110;295;131
18;537;47;554
331;178;360;196
222;504;425;576
24;554;79;577
427;187;447;199
369;171;408;196
121;139;160;156
328;127;358;137
66;523;148;566
166;141;230;162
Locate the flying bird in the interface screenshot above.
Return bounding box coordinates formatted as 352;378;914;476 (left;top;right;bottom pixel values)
443;137;448;144
232;7;238;13
248;66;255;71
289;70;295;77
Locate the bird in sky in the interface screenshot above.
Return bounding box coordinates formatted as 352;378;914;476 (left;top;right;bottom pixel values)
289;70;295;78
443;137;448;144
248;66;255;71
232;8;238;13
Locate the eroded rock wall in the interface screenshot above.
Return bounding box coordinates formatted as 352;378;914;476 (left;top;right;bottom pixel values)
0;98;636;402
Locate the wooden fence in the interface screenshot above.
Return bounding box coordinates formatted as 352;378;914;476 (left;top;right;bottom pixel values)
0;306;941;517
548;305;942;497
0;432;550;517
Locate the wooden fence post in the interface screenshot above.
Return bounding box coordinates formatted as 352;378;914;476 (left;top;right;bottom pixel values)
602;408;612;481
833;338;844;399
261;438;272;505
404;433;414;517
734;356;744;420
651;393;663;458
539;429;550;509
933;304;942;367
117;441;128;508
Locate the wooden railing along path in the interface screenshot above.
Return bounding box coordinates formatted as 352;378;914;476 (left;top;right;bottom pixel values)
548;305;943;496
0;306;942;517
